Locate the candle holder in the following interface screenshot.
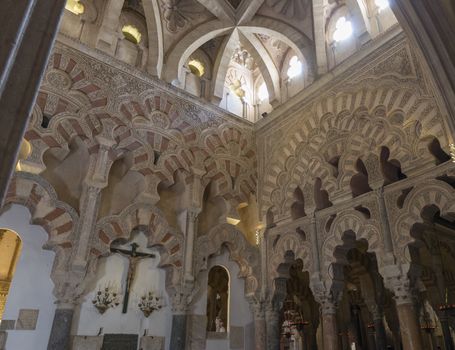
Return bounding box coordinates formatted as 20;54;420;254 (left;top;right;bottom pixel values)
138;291;163;318
92;284;121;314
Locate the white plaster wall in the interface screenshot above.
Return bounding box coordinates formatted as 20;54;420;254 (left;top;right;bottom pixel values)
0;204;57;350
185;73;202;97
74;233;172;350
191;248;254;350
220;89;244;118
377;7;397;32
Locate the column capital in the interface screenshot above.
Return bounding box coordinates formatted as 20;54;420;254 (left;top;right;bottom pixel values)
248;299;265;320
187;207;201;222
169;287;193;315
388;274;415;306
314;289;343;315
369;303;384;321
52;269;87;307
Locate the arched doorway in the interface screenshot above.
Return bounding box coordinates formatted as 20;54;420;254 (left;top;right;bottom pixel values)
0;229;22;320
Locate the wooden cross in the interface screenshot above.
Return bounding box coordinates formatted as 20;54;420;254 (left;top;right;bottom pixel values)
110;242;156;314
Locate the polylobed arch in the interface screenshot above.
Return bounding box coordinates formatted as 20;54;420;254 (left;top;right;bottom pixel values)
4;172;77;249
260;86;445;217
321;209;384;280
93;202;184;287
393;179;455;266
269;231;313;289
195;223;260;297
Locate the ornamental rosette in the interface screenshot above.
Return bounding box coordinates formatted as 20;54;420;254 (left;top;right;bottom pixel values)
161;0;205;33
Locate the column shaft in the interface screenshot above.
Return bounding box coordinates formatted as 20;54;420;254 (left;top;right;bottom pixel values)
266;308;280;350
47;307;74;350
373;317;387;350
439;315;454;350
72;184;102;267
396;303;423;350
183;208;199;280
254;317;266;350
170;314;187;350
321;312;338;350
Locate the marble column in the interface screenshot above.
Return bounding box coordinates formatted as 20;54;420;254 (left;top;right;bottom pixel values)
0;0;66;205
170;314;187;350
438;311;454;350
395;302;423;350
373;314;387;350
72;141;113;269
169;291;191;350
251;303;266;350
321;301;338;350
183;208;200;281
47;305;74;350
265;306;280;350
367;325;377;350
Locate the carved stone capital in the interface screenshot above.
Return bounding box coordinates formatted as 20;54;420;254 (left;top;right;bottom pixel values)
187;207;201;223
388;275;415;306
169;284;194;314
248;299;265;320
318;293;340;316
312;281;343;316
52;269;88;307
264;303;280;323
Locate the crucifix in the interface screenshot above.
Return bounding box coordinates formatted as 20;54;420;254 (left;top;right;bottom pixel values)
110;242;156;313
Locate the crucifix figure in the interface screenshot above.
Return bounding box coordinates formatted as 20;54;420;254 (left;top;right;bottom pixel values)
110;242;156;313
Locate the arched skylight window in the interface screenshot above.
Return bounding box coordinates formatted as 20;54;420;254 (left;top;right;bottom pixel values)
333;17;353;42
122;25;142;44
188;59;205;77
66;0;85;15
375;0;389;11
257;82;269;101
287;56;303;79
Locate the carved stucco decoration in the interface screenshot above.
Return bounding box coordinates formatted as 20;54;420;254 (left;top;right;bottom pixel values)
320;209;384;280
200;124;257;204
161;0;205;33
261;93;443;220
268;231;313;289
24;47;258;212
257;37;447;215
392;179;455;267
93;202;184;289
4;172;77;255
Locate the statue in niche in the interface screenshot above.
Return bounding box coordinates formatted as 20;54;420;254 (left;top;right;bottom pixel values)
206;265;229;332
215;316;226;332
